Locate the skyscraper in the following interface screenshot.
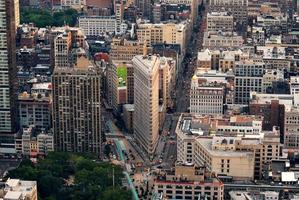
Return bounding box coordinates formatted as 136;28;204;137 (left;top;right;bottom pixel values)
0;0;19;152
132;55;160;155
52;56;102;155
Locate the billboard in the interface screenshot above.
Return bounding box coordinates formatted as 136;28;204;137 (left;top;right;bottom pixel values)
117;65;127;104
117;66;127;87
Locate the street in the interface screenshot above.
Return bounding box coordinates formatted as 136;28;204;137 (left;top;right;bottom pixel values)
100;5;208;199
159;6;207;169
0;159;22;179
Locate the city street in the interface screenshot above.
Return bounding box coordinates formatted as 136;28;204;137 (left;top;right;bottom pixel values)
0;159;22;179
159;7;207;169
100;6;208;197
175;11;206;113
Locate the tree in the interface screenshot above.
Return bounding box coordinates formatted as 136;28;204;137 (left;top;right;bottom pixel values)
38;175;63;198
8;165;38;181
101;187;132;200
20;8;78;28
7;153;130;200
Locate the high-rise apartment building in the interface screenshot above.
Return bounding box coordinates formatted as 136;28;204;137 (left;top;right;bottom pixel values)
52;57;101;155
234;60;265;104
0;0;19;153
132;55;160;155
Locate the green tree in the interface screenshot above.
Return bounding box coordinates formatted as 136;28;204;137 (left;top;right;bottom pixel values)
20;8;78;28
8;165;38;181
38;175;63;198
7;153;130;200
101;187;132;200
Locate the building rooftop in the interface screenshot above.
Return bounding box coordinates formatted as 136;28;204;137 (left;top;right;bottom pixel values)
3;179;36;200
4;191;22;200
195;69;234;77
123;104;134;112
281;172;298;182
177;114;265;137
32;82;52;90
256;46;286;59
137;20;190;28
229;191;249;200
204;31;242;38
290;76;299;84
229;191;279;200
197;49;211;61
133;55;160;74
18;92;51;102
235;59;265;65
196;137;254;158
230;115;263;123
250;92;294;109
155;163;223;186
86;0;112;8
180;118;204;136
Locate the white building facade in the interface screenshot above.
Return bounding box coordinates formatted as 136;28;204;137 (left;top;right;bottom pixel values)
79;16;116;36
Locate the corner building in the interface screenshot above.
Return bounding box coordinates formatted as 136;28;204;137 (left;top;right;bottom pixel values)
133;55;160;156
